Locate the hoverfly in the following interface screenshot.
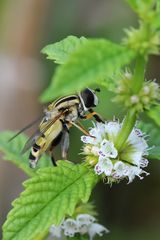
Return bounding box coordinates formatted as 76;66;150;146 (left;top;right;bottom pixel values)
10;88;103;168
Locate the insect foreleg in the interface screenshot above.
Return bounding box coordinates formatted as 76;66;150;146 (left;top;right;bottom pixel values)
81;109;104;123
89;109;104;123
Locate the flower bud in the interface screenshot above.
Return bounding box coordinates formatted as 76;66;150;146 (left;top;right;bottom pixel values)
114;72;160;112
130;95;139;104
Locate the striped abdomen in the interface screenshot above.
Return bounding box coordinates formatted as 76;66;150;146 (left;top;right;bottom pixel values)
29;120;63;168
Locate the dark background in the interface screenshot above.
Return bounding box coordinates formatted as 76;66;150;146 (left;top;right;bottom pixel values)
0;0;160;239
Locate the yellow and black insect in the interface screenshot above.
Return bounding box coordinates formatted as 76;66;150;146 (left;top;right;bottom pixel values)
10;88;103;168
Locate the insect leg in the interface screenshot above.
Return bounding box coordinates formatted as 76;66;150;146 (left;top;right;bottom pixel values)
61;123;70;159
70;121;94;137
89;109;104;123
81;109;104;123
50;153;57;167
49;132;63;166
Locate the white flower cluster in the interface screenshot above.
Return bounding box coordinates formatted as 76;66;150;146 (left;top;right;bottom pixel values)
50;214;109;240
81;121;149;183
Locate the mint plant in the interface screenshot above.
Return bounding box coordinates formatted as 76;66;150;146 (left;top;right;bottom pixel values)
1;1;160;239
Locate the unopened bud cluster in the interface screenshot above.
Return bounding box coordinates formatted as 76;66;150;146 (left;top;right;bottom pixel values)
123;24;160;55
114;71;159;112
81;121;149;184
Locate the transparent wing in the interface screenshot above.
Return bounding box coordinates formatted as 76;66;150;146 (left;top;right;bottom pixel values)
21;130;41;154
8;115;43;142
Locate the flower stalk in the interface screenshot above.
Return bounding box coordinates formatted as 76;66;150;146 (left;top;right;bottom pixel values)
132;55;146;93
115;56;146;151
114;110;136;151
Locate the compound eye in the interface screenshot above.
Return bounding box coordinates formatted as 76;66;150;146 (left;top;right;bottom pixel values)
80;88;98;108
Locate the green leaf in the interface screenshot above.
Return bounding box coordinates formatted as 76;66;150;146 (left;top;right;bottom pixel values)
138;122;160;160
126;0;155;13
41;39;135;102
147;105;160;128
2;161;98;240
157;0;160;12
138;122;160;146
41;35;87;64
148;146;160;160
0;131;52;177
150;1;160;30
152;14;160;30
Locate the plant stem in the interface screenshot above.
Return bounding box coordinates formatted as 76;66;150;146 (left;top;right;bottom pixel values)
115;56;146;151
132;55;146;93
115;110;136;151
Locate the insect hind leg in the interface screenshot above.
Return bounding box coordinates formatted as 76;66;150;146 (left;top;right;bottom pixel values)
61;123;70;159
49;131;63;166
51;155;57;167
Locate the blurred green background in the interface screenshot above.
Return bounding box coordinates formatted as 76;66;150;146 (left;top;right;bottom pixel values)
0;0;160;239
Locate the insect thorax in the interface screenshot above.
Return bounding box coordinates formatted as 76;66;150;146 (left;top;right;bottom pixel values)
46;95;84;123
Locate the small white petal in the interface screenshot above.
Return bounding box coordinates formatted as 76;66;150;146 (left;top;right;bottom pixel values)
88;223;109;240
50;225;62;238
89;131;103;144
98;158;113;176
105;121;121;140
113;161;128;178
90;122;105;137
127;166;142;183
135;128;143;137
128;151;143;166
81;136;95;144
76;214;96;234
61;218;78;237
76;214;96;227
128;130;148;155
140;158;149;168
99;139;118;158
79;225;89;235
94;163;103;175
